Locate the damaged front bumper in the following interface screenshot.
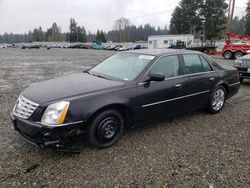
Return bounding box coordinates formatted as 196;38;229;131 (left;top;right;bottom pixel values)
11;114;86;152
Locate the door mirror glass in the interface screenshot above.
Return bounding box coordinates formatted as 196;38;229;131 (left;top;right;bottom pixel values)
150;73;165;81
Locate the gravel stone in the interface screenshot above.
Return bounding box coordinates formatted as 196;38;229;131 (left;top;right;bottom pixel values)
0;48;249;187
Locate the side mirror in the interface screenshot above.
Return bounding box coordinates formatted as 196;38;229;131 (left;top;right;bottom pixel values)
149;73;165;82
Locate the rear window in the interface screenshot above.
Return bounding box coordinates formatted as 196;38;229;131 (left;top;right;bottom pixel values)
199;55;213;72
183;54;203;74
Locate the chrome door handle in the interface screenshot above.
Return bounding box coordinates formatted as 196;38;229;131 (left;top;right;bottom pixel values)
174;84;182;88
209;77;215;81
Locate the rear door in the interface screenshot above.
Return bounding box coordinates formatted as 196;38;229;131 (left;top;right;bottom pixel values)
180;54;218;111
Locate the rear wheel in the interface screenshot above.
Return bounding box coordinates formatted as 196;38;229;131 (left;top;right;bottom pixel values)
223;50;233;59
207;86;226;114
234;51;244;59
240;78;244;83
87;109;124;148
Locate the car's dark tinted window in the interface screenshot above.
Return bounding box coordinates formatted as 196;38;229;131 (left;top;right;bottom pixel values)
199;55;212;71
183;54;203;74
151;55;180;78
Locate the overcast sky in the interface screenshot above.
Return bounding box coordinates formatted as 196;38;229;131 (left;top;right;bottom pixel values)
0;0;247;34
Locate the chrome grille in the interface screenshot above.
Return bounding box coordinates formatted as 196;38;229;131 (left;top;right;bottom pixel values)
13;95;39;119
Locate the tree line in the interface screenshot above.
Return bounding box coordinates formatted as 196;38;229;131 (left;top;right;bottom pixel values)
170;0;250;40
1;0;250;44
0;17;168;44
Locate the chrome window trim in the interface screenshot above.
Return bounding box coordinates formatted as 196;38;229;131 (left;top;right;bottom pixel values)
139;71;216;85
142;90;211;108
139;53;215;85
139;53;180;84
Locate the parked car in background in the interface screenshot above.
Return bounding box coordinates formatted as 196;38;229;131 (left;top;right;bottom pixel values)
118;46;130;51
108;45;122;50
63;44;71;48
46;44;62;49
233;54;250;83
69;44;85;49
103;45;111;50
28;45;40;49
133;44;142;50
92;41;103;49
11;49;240;152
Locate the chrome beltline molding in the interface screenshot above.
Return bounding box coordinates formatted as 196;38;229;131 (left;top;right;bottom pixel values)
229;82;240;87
142;90;211;108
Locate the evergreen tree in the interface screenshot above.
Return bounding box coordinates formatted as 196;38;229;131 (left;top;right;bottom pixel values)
202;0;227;40
232;16;245;35
170;0;227;40
68;18;86;42
170;0;203;34
33;26;44;42
245;0;250;35
69;18;78;42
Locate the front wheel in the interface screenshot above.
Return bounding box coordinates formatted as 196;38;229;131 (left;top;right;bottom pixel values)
240;78;244;83
87;109;124;148
207;86;226;114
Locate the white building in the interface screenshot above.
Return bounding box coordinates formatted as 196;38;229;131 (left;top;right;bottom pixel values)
148;34;194;49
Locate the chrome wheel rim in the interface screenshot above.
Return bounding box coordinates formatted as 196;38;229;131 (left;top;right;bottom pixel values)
224;51;232;59
235;52;243;58
212;89;225;111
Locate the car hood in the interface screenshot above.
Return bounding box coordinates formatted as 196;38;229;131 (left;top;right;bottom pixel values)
22;73;125;105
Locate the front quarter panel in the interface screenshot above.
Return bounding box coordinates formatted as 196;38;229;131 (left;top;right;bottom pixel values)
64;85;136;124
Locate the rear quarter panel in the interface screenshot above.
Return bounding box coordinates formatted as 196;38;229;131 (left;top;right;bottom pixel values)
220;69;240;98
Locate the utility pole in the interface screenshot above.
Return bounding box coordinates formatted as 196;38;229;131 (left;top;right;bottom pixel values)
226;0;236;33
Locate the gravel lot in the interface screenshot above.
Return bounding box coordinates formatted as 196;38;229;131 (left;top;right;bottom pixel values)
0;48;249;187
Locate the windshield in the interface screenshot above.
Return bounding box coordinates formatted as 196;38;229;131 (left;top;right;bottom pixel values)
89;53;154;81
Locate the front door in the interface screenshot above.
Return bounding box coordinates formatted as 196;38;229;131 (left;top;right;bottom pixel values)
135;55;186;123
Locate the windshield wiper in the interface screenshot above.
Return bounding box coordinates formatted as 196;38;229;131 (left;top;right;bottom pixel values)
88;72;111;80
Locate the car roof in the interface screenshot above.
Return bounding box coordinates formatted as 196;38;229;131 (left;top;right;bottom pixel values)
126;49;202;56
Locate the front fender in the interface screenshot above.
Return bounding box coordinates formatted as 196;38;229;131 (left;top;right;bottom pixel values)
64;87;136;123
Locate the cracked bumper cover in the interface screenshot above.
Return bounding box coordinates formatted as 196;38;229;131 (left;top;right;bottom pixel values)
11;114;86;148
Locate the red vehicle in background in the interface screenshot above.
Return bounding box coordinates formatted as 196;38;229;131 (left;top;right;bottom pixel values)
222;33;250;59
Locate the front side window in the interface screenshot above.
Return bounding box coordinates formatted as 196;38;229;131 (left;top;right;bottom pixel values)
183;54;203;74
151;55;180;78
89;53;154;81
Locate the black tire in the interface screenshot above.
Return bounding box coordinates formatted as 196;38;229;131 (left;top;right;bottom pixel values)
207;86;226;114
223;50;233;59
240;77;244;83
87;109;124;149
234;51;244;59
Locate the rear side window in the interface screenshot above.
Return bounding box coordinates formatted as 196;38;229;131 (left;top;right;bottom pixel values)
151;55;180;78
183;54;203;74
199;55;213;72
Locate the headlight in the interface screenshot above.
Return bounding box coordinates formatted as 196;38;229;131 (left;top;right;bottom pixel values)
234;59;243;66
41;101;70;125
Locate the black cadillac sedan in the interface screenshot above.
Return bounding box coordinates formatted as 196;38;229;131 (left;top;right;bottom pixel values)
11;49;240;151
